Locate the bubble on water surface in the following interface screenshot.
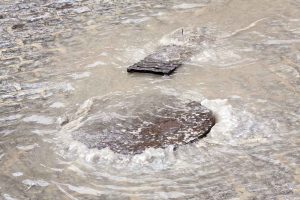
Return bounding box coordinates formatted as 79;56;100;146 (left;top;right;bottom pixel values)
22;115;54;125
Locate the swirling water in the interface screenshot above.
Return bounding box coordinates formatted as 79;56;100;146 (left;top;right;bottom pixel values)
0;0;299;199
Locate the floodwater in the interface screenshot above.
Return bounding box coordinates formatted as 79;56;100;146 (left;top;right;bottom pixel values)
1;0;300;199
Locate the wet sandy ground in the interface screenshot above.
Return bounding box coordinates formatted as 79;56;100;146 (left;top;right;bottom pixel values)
1;0;300;199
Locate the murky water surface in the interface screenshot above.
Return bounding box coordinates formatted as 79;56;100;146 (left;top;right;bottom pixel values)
1;0;300;199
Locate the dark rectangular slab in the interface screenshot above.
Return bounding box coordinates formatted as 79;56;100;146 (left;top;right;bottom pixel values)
127;45;192;75
127;59;182;75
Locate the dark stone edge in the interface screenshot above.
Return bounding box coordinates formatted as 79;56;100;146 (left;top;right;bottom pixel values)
127;64;181;75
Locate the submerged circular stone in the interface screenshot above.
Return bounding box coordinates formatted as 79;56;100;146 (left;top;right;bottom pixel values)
69;94;215;154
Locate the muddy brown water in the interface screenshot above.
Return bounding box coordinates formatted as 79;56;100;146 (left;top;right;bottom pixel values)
0;0;300;199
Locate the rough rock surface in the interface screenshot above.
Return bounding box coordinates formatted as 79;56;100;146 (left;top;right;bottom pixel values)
127;45;193;75
67;95;215;154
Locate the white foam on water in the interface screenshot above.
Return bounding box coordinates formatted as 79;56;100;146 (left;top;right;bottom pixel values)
1;2;299;199
68;165;86;177
2;194;17;200
31;129;56;136
23;115;54;125
159;27;196;46
55;90;236;170
68;184;103;195
12;172;23;177
201;99;238;144
173;3;206;9
220;18;268;39
157;24;262;69
100;52;108;56
0;130;14;137
188;43;255;68
57;82;75;92
85;61;106;68
22;179;49;187
150;11;165;17
122;17;150;24
123;47;148;64
0;114;23;122
17;143;39;151
155;191;186;199
53;182;105;196
73;6;90;14
263;39;300;45
69;72;91;80
50;102;65;108
191;48;241;63
0;153;5;160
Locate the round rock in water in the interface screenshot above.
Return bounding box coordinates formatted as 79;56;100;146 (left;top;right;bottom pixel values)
67;94;215;154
